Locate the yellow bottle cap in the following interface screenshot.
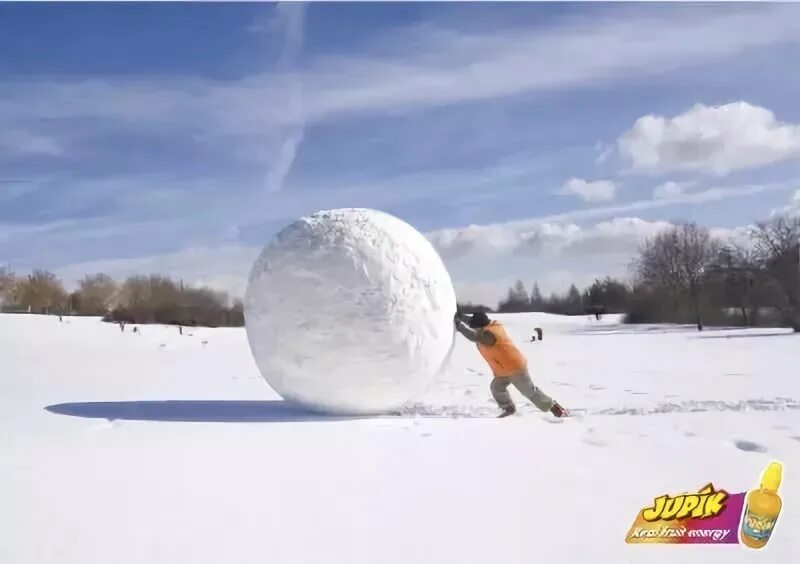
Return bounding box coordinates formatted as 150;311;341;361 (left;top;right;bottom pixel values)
761;462;782;491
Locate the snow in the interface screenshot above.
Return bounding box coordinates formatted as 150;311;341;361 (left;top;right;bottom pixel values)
244;208;457;414
2;312;799;564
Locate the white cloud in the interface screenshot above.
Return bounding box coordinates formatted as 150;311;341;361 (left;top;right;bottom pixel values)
558;178;617;202
618;102;800;175
429;216;671;262
431;217;686;305
455;280;514;308
447;187;800;304
652;180;697;200
595;143;614;165
0;130;62;156
450;179;793;234
423;179;799;303
653;181;684;199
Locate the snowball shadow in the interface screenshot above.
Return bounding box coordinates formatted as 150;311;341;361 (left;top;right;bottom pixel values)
45;400;366;423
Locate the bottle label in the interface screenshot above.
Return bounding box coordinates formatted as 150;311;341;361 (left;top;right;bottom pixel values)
742;507;777;541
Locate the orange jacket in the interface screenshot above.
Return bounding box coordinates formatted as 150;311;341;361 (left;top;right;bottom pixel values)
476;321;527;377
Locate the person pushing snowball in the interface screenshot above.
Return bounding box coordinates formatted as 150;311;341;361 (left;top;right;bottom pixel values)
454;311;568;419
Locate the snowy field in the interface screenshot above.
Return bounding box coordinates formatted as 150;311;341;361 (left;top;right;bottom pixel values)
2;312;799;564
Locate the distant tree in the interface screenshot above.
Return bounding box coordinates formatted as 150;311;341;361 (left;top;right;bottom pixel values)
749;214;800;331
148;275;183;314
497;279;532;313
76;273;119;315
511;280;529;303
229;298;245;326
634;222;719;331
179;286;230;326
584;277;631;313
706;245;762;325
114;275;180;323
530;282;544;311
68;291;82;315
104;274;244;327
0;268;18;306
118;276;152;316
16;270;68;313
565;284;583;315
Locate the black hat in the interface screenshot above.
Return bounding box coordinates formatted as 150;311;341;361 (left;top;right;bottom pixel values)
468;311;491;329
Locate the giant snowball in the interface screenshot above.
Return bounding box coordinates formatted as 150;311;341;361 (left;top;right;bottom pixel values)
244;208;457;415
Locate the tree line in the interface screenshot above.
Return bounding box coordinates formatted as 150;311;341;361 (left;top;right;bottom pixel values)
460;213;800;332
0;270;244;327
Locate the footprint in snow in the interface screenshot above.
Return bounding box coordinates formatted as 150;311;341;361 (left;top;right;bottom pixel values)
553;381;573;387
588;384;606;391
543;416;565;425
734;439;767;453
582;427;608;447
582;436;608;447
790;436;800;443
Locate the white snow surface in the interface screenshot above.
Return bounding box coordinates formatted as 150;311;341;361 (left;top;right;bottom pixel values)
244;208;457;414
2;312;799;564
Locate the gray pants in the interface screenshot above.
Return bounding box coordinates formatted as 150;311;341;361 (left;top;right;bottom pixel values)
490;370;554;412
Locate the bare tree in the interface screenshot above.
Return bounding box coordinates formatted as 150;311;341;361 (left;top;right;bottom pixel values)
0;267;18;306
117;276;150;313
749;214;800;331
634;222;719;330
180;286;230;326
706;244;762;325
76;273;119;315
107;274;240;326
16;270;68;313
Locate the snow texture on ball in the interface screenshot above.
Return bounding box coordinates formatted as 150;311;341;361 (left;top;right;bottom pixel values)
244;208;458;415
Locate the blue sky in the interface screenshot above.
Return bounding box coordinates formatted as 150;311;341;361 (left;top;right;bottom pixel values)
2;2;800;305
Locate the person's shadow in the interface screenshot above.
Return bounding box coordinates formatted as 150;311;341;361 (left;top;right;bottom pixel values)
45;400;366;423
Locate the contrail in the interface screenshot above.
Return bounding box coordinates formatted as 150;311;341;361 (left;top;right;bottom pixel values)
266;2;306;193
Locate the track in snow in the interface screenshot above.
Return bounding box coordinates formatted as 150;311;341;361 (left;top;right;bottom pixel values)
393;397;800;419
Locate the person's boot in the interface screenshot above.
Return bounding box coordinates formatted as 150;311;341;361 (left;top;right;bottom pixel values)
550;402;569;418
497;405;516;418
